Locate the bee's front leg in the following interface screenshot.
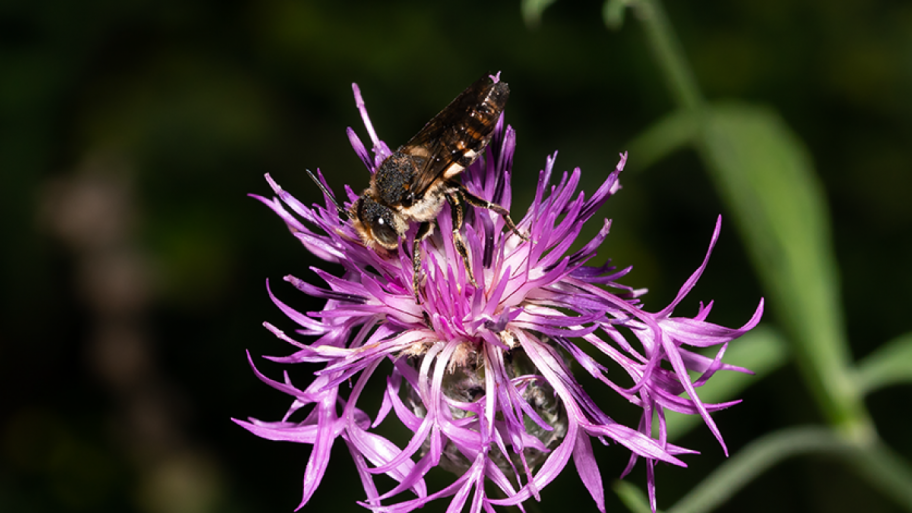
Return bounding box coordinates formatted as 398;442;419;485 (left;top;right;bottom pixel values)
412;221;434;303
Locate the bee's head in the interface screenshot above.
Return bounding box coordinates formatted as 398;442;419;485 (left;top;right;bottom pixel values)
353;195;405;250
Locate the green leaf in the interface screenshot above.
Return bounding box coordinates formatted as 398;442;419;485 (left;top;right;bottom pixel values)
613;480;657;513
664;324;789;441
624;108;697;172
698;102;871;437
520;0;557;28
857;332;912;394
603;0;630;30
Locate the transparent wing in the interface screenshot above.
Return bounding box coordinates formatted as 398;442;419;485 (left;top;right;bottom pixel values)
402;75;509;198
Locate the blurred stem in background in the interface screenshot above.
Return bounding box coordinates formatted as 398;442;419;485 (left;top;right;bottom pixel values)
625;0;873;437
584;0;912;511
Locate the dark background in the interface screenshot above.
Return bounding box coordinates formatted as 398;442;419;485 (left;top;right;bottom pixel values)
2;1;910;512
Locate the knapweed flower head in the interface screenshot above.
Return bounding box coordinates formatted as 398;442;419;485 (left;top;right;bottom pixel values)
235;76;764;513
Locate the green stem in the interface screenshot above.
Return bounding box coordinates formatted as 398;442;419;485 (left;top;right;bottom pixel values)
664;426;912;513
630;0;702;112
668;427;852;513
851;442;912;511
630;0;874;441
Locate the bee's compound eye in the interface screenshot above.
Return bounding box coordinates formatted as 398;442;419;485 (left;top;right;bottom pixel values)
358;197;400;249
370;215;398;247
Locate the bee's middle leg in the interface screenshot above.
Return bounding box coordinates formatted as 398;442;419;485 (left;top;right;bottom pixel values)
446;192;478;288
456;184;528;241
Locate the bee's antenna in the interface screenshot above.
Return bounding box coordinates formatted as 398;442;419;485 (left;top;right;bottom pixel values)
306;169;352;219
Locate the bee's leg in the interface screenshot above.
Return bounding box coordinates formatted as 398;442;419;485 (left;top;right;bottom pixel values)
446;192;478;288
412;221;434;303
455;183;529;241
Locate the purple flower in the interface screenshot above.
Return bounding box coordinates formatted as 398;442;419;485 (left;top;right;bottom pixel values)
234;79;764;513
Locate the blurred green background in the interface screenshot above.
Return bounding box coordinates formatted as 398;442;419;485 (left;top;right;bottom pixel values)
2;1;911;512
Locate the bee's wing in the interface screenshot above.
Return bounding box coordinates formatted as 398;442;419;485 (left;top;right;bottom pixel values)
403;75;509;198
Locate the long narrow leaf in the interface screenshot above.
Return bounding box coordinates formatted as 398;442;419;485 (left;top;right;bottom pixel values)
613;480;658;513
698;102;870;433
857;332;912;394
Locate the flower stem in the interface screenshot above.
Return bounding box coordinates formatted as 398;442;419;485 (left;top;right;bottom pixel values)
851;441;912;511
629;0;875;441
668;427;852;513
628;0;702;112
665;426;912;513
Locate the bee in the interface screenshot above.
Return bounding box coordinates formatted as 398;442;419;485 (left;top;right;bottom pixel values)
308;74;526;301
